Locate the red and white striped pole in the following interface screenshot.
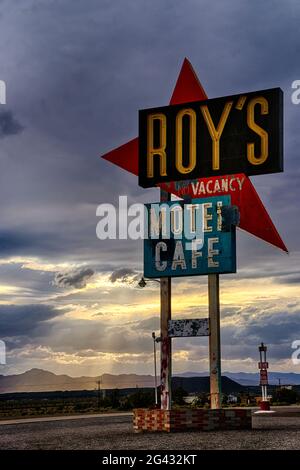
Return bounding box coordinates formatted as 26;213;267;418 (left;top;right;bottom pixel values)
258;343;270;411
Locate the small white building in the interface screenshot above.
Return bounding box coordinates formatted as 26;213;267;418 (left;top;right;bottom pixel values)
183;395;197;404
227;394;238;403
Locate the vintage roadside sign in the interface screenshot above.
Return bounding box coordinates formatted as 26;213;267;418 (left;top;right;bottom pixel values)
168;319;209;337
144;195;236;278
139;88;283;188
100;58;286;414
101;59;286;252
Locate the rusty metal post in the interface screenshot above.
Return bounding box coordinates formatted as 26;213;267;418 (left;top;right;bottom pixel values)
208;273;222;409
152;332;158;406
160;188;172;410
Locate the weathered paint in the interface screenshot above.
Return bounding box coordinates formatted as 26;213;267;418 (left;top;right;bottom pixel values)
260;369;269;386
208;274;222;409
258;361;269;369
144;196;236;278
160;189;172;411
168;319;209;337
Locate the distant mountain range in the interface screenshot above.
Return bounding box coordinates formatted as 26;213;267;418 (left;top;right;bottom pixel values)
1;368;300;393
172;376;244;394
0;369;155;393
177;371;300;386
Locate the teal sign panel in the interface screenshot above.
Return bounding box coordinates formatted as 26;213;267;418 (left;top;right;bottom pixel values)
144;196;236;278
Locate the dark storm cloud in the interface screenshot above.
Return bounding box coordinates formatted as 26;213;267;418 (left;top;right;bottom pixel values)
0;1;300;373
0;262;58;303
173;305;300;364
0;228;99;260
0;231;43;255
0;304;65;338
109;267;139;283
0;110;23;138
53;267;94;289
220;309;300;361
135;317;160;332
277;274;300;284
0;0;298;266
240;312;300;345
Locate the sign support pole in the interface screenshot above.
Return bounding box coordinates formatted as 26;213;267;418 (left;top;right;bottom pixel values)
160;188;172;410
208;273;222;409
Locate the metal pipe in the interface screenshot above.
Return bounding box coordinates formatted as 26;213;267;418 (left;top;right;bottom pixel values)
152;332;158;406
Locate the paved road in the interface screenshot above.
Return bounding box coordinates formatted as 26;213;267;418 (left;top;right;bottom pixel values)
0;412;300;450
0;412;132;426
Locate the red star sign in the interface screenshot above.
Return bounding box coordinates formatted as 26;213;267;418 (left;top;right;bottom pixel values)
101;58;287;252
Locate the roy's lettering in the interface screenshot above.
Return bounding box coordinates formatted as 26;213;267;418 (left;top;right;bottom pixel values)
139;88;283;187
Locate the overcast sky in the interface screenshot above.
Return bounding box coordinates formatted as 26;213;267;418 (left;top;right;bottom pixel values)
0;0;300;378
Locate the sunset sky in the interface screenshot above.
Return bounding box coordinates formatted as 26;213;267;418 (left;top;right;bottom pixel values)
0;0;300;378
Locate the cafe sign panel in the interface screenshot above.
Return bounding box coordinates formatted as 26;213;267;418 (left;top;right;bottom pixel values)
144;195;236;278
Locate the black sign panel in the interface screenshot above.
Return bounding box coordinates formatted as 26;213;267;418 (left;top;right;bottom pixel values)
138;88;283;188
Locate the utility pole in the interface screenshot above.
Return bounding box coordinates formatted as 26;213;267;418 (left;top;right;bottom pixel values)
208;273;222;409
96;379;101;409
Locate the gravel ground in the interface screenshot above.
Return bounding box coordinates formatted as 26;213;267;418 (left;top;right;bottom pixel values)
0;414;300;450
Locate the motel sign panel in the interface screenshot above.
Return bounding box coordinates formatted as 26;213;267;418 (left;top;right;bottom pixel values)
139;88;283;188
144;195;236;278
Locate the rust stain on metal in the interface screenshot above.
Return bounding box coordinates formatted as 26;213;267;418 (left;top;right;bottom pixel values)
168;319;210;337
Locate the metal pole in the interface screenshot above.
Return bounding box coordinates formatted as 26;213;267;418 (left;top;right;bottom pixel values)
160;188;172;410
152;332;158;406
208;273;222;409
97;379;101;409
